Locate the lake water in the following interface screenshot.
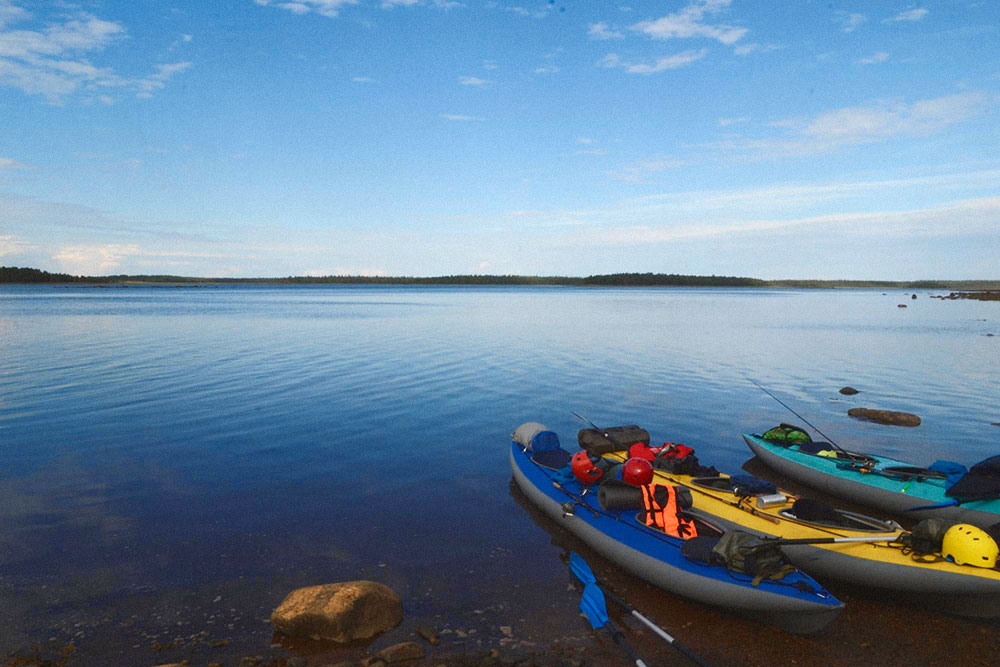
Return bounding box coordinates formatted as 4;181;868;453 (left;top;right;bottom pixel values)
1;285;997;665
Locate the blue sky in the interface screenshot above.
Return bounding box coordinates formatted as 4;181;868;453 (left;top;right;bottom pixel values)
1;0;997;279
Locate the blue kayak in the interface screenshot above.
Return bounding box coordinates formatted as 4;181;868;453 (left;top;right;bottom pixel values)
743;433;1000;528
510;433;844;635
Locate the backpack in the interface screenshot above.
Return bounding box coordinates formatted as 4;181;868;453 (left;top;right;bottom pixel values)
710;531;795;586
761;424;812;446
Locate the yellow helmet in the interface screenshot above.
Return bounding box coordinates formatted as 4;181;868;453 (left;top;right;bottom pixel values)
941;523;999;568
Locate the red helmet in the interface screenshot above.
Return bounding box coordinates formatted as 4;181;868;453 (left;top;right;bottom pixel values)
623;457;653;487
571;451;604;485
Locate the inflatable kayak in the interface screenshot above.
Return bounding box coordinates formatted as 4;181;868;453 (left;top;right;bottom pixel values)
509;424;844;635
742;432;1000;529
601;445;1000;619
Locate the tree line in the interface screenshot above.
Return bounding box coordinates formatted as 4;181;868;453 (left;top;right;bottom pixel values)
2;265;997;290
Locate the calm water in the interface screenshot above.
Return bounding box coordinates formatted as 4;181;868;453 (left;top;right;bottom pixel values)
1;285;997;665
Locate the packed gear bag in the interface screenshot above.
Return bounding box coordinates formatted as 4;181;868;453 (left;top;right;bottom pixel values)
761;424;812;446
899;518;953;556
945;455;1000;501
710;531;795;585
729;474;777;497
578;425;650;455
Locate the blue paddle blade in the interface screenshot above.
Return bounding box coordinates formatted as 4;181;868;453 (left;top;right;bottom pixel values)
569;551;598;585
580;582;609;630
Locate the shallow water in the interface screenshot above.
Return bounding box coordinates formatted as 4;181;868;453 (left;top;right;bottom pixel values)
1;285;997;665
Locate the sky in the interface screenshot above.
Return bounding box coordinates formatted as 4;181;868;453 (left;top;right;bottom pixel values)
0;0;998;279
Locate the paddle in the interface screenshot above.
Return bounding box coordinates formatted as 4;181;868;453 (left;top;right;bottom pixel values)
757;535;900;547
579;581;648;667
570;552;711;667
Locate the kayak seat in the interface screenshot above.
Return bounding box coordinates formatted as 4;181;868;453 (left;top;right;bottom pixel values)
532;448;574;470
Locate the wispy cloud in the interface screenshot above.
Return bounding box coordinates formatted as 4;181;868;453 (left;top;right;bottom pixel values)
858;51;889;65
0;156;35;169
600;49;707;74
886;9;928;23
458;75;490;85
709;92;988;158
734;42;778;56
0;3;190;104
252;0;359;18
441;113;484;121
837;12;865;33
588;22;624;40
632;0;747;45
533;65;560;74
352;76;375;82
0;234;32;257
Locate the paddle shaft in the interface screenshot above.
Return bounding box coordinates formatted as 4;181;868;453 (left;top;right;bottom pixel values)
763;535;899;547
602;587;711;667
606;622;647;667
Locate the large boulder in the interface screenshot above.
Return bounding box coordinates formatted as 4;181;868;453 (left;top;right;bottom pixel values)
271;581;402;642
847;408;921;427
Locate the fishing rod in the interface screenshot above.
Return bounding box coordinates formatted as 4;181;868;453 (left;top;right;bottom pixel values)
745;377;869;464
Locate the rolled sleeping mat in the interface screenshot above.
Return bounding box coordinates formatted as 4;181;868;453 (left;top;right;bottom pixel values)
599;481;645;511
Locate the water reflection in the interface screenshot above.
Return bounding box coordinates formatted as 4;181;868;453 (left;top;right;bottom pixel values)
0;285;997;664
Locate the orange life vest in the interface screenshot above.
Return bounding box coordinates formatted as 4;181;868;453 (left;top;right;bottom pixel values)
640;484;698;539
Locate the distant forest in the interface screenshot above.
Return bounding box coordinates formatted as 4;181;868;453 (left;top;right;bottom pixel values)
2;266;998;290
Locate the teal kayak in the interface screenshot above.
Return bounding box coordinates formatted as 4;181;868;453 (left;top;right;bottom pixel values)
743;433;1000;528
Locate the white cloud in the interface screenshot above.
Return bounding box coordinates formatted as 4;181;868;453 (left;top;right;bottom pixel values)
858;51;889;65
598;53;621;69
52;243;142;274
801;92;985;140
441;113;484;121
0;234;32;257
0;4;190;103
718;117;749;126
838;12;865;33
602;49;707;74
710;92;989;158
886;9;928;23
632;0;747;45
577;137;593;144
382;0;420;8
253;0;359;18
0;156;34;169
734;42;777;56
0;1;30;30
352;76;375;82
458;75;490;85
533;65;560;74
589;22;624;40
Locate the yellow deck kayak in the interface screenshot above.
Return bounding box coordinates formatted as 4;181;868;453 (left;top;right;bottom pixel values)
603;450;1000;618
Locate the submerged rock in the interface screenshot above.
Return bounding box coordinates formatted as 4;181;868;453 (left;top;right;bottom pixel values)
371;641;424;663
848;408;921;427
271;581;402;643
839;386;860;395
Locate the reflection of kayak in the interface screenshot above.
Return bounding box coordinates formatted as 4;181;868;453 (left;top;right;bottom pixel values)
742;433;1000;528
602;448;1000;619
509;433;844;635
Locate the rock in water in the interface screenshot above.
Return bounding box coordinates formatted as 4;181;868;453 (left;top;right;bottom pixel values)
271;581;402;642
847;408;921;427
839;386;860;395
